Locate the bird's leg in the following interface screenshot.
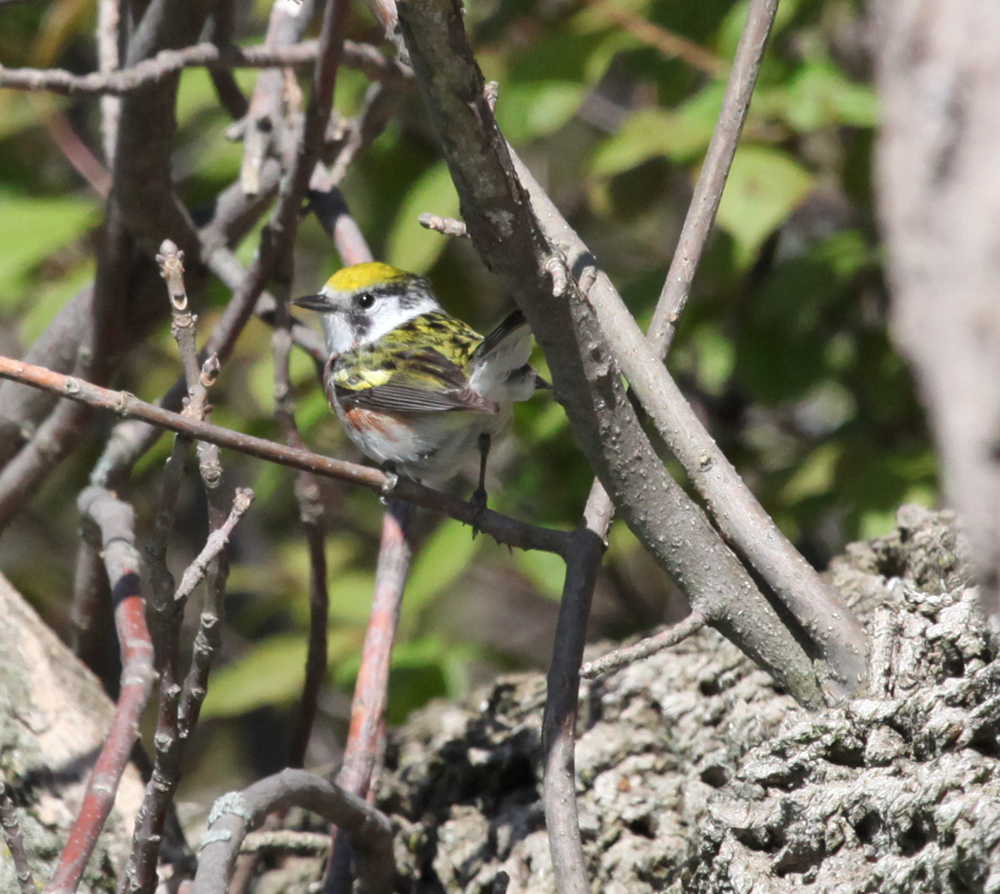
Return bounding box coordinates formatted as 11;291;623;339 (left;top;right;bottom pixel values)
471;432;491;538
379;461;400;504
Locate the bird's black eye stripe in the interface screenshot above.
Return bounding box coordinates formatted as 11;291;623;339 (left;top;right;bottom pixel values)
355;291;376;310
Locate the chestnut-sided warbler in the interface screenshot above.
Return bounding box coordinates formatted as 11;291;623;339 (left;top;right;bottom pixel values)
293;262;546;510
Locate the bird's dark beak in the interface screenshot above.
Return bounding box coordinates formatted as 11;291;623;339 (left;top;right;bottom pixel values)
292;294;331;312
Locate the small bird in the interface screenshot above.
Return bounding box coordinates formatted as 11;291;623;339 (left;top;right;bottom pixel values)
293;262;546;518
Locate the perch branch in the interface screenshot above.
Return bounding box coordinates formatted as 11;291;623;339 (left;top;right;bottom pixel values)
0;355;570;556
396;0;822;699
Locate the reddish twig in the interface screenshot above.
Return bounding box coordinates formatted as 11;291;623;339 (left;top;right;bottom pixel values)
327;498;414;891
192;769;394;894
41;110;111;197
48;487;157;894
1;786;36;894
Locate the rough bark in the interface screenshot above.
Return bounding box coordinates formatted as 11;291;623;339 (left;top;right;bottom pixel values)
0;572;143;893
232;506;998;893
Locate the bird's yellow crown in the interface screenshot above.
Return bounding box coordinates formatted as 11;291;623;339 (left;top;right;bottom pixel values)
325;262;410;292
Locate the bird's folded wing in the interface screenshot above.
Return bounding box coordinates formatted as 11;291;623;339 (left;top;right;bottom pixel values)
334;347;497;414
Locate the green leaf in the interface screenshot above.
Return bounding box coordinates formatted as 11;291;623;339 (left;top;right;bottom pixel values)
385;161;460;274
494;81;587;144
403;518;479;625
18;260;94;344
590;84;724;176
691;323;735;396
0;194;98;299
766;64;879;132
716;145;813;266
200;635;306;718
781;442;839;503
516;549;565;600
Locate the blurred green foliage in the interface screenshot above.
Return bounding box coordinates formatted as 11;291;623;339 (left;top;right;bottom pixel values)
0;0;934;786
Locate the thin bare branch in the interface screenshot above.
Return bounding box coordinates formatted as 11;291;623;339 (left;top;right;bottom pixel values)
192;769;394;894
175;489;254;602
0;354;571;555
541;524;606;894
0;40;407;97
1;787;36;894
419;212;468;238
308;181;376;265
96;0;120;163
580;611;708;679
240;830;332;855
649;0;780;354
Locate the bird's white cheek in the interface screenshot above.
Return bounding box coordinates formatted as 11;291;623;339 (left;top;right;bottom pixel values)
320;314;357;355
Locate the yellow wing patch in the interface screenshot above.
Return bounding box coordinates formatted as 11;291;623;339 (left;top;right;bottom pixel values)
333;365;393;390
325;262;408;292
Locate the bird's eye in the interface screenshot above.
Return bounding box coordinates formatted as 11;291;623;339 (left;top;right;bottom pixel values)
355;292;376;310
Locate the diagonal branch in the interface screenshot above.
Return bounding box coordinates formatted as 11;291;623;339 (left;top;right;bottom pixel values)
396;0;823;704
0;354;570;556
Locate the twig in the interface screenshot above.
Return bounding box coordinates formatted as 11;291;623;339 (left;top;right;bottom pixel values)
0;398;91;533
541;523;606;894
48;487;157;894
419;212;468;237
580;611;708;679
327;499;414;892
586;0;726;76
648;0;779;354
206;0;249;119
192;769;394;894
325;81;398;185
41;110;111;197
1;786;36;894
0;283;94;470
289;497;330;768
0;40;408;96
307;181;376;265
175;489;254;602
0;354;570;555
361;0;408;60
96;0;121;163
240;830;332;855
124;400;194;894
